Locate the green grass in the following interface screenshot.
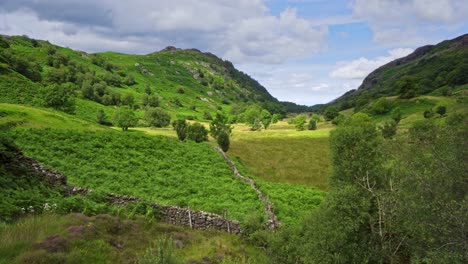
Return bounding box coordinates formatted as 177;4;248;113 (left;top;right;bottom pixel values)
10;129;263;221
0;214;268;264
256;181;325;226
229;135;331;191
0;103;106;130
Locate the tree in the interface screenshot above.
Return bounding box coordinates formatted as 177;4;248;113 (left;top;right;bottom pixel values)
209;113;232;139
323;106;339;121
271;114;282;124
143;94;160;107
112;107;137;131
123;75;136;86
121;94;134;107
41;84;76;114
172;119;188;141
294;115;306;131
203;111;213;120
260;109;272;130
390;107;402;123
372;97;393;115
397;76;417;99
187;123;208;143
96;109;107;125
424;109;434;118
144;84;152;95
379;120;397;139
308;119;317;130
435;105;446;116
217;131;230;152
145;107;171;127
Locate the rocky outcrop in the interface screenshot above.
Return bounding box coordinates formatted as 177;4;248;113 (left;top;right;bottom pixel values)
213;147;280;229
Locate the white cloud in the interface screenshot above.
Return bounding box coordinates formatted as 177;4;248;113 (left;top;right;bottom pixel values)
330;48;414;79
0;1;327;64
351;0;468;46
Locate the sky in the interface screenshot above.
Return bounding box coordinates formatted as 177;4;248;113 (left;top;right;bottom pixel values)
0;0;467;105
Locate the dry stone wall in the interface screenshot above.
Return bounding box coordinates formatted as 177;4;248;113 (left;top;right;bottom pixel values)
18;150;242;235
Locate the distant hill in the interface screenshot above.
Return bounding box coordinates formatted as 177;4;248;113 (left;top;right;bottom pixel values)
0;35;288;122
327;34;468;111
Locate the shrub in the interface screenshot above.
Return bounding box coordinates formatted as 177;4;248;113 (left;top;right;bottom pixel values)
209;113;232;139
172;119;188;141
145;107;171;127
390;107;402;123
41;84;76;114
143;94;160;107
435;105;446;116
380;120;398;139
331;114;346;125
96;109;106;125
217;131;230;152
372;97;393;115
203;111;213;120
112;107;137;131
423;110;434;118
308;119;317;130
187;123;208;143
323;106;339;121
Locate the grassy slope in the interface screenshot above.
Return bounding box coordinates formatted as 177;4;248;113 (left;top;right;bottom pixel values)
0;214;267;264
1;35;282;123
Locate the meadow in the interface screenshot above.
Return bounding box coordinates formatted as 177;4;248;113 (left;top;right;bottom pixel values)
9;129;263;222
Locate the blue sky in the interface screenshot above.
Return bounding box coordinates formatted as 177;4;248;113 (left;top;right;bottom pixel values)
1;0;467;105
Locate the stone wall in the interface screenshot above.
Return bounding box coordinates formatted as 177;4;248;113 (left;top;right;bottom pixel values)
19;150;242;235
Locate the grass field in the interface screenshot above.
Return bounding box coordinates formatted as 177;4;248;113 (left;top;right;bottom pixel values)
10;129;263;222
0;214;267;264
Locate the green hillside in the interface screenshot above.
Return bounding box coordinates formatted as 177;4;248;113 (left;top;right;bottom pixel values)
328;34;468;111
0;35;285;123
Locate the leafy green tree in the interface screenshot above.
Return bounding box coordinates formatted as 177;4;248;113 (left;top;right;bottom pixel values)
121;94;134;107
260;109;272;130
380;120;398;139
390;107;402;123
41;84;76;114
217;131;230;152
372;97;393;115
123;75;136;86
172;119;188;141
323;106;339;121
294;115;306;131
209;113;232;139
142;94;160;107
308;119;317;130
331;114;346;125
96;109;106;125
187;123;208;143
203;111;213;120
397;76;417;99
112;107;137;131
435;105;446;116
271;113;282;124
145;107;171;127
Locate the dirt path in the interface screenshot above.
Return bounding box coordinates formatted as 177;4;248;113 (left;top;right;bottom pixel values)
214;147;280;229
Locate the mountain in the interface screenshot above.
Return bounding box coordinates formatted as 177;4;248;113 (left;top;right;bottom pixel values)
328;34;468;111
0;35;286;122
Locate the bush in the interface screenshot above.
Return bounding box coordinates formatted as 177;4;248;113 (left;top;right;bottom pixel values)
217;131;230;152
203;111;213;120
380;120;398;139
187;123;208;143
96;109;106;125
41;84;76;114
372;97;393;115
308;119;317;130
423;110;434;118
145;108;171;127
323;106;339;121
435;105;446;116
142;95;160;107
172;119;188;141
293;115;306;131
112;107;137;131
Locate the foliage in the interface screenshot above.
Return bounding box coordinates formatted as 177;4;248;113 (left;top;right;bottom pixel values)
379;120;398;139
209;112;232;139
293;115;306;131
137;236;182;264
145;107;171;127
41;84;76;114
172;119;188;141
142;94;160;107
96;109;107;125
11;129;263;220
187;122;208;143
217;131;230;152
260;109;272;130
372;97;393;114
112;107;137;131
435;104;446;116
307;119;317;130
323;106;339;121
